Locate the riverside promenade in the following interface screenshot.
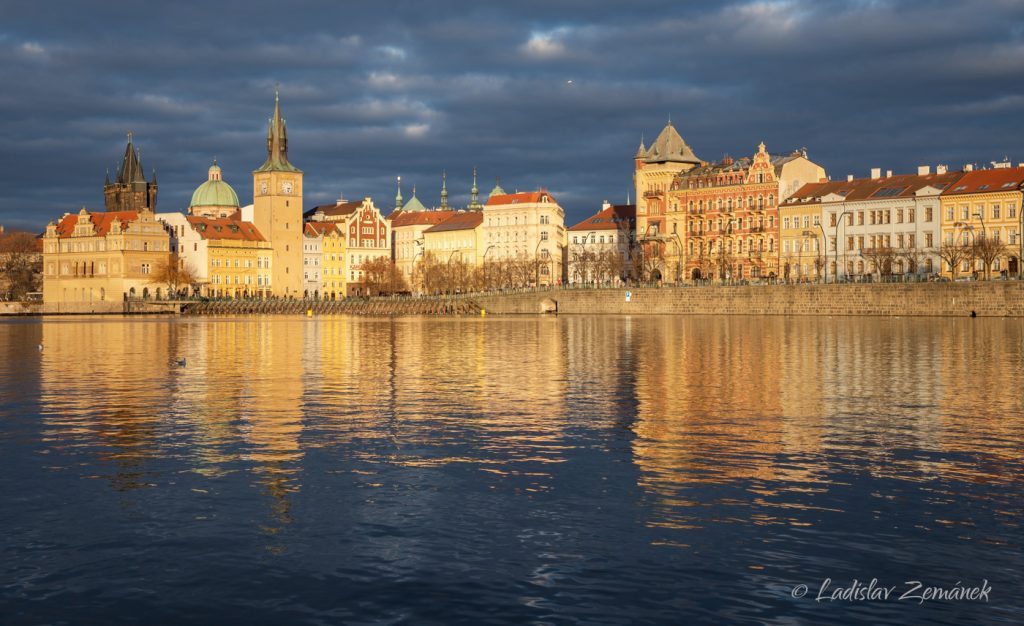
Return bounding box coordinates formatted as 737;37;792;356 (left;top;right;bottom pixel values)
181;281;1023;318
6;281;1023;317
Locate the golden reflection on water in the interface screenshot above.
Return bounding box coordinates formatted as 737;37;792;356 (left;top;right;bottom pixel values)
36;315;1024;536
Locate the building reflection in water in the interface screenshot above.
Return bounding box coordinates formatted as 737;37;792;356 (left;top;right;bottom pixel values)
626;316;1024;533
37;314;1024;546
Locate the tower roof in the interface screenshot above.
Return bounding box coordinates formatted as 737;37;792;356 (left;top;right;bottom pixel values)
116;133;147;184
641;121;701;165
255;90;302;173
402;187;428;212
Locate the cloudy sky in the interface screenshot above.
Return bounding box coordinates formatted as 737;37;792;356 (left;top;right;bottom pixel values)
1;0;1022;231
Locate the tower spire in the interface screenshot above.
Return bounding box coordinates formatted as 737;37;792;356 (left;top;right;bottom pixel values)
255;90;301;173
440;171;449;209
469;167;481;210
395;175;403;210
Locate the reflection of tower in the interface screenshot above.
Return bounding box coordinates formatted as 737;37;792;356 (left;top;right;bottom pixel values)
252;91;304;296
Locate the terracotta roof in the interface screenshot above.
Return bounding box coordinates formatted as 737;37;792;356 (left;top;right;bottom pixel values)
304;222;339;236
303;200;361;220
569;204;636;231
783;171;965;206
942;167;1024;196
392;209;456;228
424;211;484;233
486;191;557;206
186;216;266;241
54;211;141;238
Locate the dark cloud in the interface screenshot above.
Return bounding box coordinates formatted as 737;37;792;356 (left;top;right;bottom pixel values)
0;0;1021;231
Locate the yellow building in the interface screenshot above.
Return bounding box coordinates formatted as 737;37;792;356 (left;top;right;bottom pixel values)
633;121;703;242
939;165;1024;278
422;211;485;266
308;222;346;298
778;197;824;282
42;207;171;308
252;92;304;297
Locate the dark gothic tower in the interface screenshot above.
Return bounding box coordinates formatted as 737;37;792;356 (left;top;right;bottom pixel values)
104;132;158;212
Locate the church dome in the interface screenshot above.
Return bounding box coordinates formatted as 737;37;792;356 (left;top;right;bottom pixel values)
190;162;240;209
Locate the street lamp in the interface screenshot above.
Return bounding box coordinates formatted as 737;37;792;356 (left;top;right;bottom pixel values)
535;238;544;287
816;222;827;283
834;210;851;282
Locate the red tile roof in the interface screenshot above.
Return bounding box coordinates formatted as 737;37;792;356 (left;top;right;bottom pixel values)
186;216;266;241
424;211;484;233
303;200;362;220
304;222;340;236
569;204;636;231
54;211;142;238
486;191;557;206
942;167;1024;196
391;210;456;228
783;171;965;205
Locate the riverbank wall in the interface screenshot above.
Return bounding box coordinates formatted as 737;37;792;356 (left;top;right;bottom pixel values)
6;282;1022;317
473;282;1024;317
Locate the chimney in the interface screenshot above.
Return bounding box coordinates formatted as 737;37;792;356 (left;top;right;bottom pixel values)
965;164;974;172
847;174;854;182
936;165;948;175
886;170;893;178
870;168;881;179
917;165;930;175
602;200;611;210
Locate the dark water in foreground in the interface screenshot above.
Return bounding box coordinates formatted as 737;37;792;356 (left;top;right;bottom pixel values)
1;315;1022;625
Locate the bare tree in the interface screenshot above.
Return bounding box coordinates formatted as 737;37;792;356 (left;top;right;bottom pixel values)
0;230;42;300
898;246;927;277
937;241;971;279
861;245;899;280
150;253;198;297
360;256;409;295
973;235;1008;280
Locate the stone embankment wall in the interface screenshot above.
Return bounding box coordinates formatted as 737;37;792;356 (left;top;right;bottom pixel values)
474;282;1024;317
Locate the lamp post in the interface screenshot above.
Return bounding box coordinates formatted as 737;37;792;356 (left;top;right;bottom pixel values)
482;245;496;290
816;222;827;283
534;238;544;288
834;210;851;282
973;211;988;279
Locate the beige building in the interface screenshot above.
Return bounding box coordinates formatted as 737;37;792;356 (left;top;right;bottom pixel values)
389;187;454;286
567;202;636;284
483;190;567;285
159;212;271;297
42;207;171;307
252;93;304;297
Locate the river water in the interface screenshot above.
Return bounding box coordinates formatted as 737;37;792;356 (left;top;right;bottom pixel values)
1;315;1021;625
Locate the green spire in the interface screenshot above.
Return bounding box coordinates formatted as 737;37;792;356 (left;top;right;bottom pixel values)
488;176;506;199
440;170;449;209
395;175;403;210
469;167;481;210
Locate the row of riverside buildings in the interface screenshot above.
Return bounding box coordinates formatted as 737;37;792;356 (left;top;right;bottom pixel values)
633;122;1024;283
40;104;1024;308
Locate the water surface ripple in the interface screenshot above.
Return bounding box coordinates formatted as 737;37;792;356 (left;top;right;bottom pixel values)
1;315;1021;625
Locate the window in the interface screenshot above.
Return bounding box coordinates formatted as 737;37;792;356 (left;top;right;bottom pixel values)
830;213;837;227
141;263;151;275
923;207;930;222
858;212;864;225
945;207;953;221
924;233;932;248
993;204;1001;219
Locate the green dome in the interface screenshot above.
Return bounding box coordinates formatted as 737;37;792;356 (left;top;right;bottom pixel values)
190;163;240;208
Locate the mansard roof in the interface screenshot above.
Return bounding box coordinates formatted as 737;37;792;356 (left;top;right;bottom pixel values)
783;171;965;206
186;216;266;241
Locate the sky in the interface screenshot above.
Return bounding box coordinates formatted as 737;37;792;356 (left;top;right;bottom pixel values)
1;0;1022;232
